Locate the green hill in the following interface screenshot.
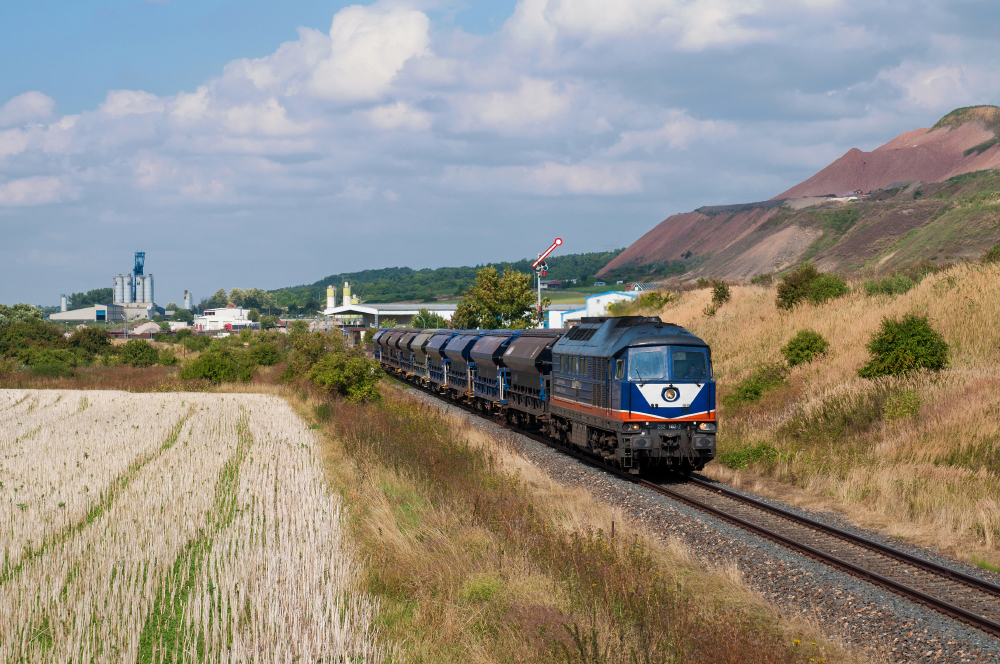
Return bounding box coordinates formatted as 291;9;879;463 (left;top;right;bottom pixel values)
270;249;627;310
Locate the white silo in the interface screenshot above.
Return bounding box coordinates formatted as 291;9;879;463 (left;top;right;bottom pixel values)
60;295;67;312
326;284;336;310
145;275;154;304
113;276;124;304
183;290;191;310
124;274;134;303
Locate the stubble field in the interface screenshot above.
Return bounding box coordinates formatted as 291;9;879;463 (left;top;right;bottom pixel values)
0;389;382;663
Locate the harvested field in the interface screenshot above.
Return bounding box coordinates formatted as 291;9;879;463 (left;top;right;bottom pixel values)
0;389;382;663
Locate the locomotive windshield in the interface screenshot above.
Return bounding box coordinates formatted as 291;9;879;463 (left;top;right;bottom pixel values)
671;348;709;380
629;349;666;380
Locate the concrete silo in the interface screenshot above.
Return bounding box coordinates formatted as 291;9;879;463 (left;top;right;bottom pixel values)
183;290;191;310
123;274;134;303
60;295;67;312
144;275;154;304
326;285;336;310
113;275;125;304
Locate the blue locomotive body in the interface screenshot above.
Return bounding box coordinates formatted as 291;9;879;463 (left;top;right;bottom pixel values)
374;316;716;474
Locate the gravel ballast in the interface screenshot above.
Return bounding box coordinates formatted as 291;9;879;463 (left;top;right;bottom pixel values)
406;388;1000;664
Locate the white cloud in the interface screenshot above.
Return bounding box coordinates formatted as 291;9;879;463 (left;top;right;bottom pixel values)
442;161;641;195
340;182;376;200
609;110;737;154
100;90;166;117
0;92;56;128
224;98;311;135
0;176;70;206
456;78;572;131
506;0;774;50
368;102;432;131
0;129;31;158
309;5;431;100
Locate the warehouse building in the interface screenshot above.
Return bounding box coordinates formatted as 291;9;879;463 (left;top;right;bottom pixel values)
193;307;255;332
50;304;125;323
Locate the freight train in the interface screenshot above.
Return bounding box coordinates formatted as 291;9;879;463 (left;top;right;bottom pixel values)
373;316;716;475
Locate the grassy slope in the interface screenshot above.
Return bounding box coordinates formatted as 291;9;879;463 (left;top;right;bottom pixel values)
639;262;1000;568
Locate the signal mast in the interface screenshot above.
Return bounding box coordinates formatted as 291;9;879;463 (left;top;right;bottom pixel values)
531;238;563;328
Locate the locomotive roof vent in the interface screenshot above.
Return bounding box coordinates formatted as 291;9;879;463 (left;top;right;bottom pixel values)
611;316;664;328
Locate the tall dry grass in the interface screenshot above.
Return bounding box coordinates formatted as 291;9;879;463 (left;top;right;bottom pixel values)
301;386;863;663
0;389;383;663
644;262;1000;566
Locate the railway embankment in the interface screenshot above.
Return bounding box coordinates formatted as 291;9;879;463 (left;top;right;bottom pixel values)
404;387;1000;663
629;260;1000;575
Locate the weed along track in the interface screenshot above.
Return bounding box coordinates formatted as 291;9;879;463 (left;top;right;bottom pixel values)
400;379;1000;643
0;389;383;663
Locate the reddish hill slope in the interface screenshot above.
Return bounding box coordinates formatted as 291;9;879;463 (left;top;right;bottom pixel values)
599;106;1000;281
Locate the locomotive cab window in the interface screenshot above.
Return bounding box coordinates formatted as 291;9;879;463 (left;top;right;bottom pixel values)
614;359;625;379
671;348;710;380
629;349;666;380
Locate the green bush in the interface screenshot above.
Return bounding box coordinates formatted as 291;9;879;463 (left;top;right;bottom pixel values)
775;264;848;310
637;290;673;309
247;341;281;366
158;349;179;366
182;334;211;352
119;339;159;367
983;241;1000;264
781;330;829;367
0;356;19;376
175;328;193;340
863;274;917;296
180;348;254;383
858;314;948;379
750;273;773;286
68;327;112;355
718;443;779;470
721;363;788;409
28;348;77;376
307;348;383;403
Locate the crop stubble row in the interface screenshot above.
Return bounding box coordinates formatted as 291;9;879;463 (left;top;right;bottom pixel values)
0;389;382;663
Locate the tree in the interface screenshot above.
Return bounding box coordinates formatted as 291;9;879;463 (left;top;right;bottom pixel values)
260;315;278;330
68;327;112;355
451;267;536;329
776;264;848;310
119;339;159;367
229;287;245;307
171;308;194;323
0;303;44;327
165;302;179;310
413;308;448;329
67;288;114;309
247;308;260;322
241;288;276;311
858;314;948;378
208;289;229;309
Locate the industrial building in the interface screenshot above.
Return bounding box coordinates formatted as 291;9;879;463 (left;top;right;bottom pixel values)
193;307;254;332
545;291;638;327
50;303;125;323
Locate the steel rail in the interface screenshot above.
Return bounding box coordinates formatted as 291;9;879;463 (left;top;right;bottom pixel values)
396;374;1000;638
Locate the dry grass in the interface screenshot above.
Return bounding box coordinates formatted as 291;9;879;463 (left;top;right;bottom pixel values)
642;262;1000;568
0;389;383;662
297;384;865;663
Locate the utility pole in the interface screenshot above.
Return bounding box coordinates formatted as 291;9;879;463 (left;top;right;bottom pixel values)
531;238;562;329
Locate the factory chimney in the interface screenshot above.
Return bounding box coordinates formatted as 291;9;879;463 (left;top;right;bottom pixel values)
60;295;67;312
326;284;336;310
183;290;191;310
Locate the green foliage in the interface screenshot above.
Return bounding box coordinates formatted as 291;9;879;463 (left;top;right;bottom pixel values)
362;329;375;345
158;349;179;366
799;207;861;262
0;303;44;327
863;274;917;296
170;308;194;323
695;278;710;289
29;348;77;368
246;342;281;366
883;389;921;420
704;279;731;316
721;363;788;409
412;308;448;329
780;386;891;446
182;334;210;352
247;308;260;322
0;356;19;376
781;330;829;367
180;348;254;383
718;443;779;470
983;241;1000;264
288;319;309;335
451;266;536;329
775;264;848;310
68;327;112;355
119;339;159;367
0;318;67;365
307;345;383;403
750;273;773;286
459;574;504;603
66;288;114;310
858;314;949;378
259;315;278;330
268;249;625;307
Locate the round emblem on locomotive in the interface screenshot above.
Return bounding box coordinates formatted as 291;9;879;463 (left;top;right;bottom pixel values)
662;387;679;402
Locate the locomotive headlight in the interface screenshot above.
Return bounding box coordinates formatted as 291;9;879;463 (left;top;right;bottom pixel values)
661;387;679;402
698;422;717;432
622;423;641;432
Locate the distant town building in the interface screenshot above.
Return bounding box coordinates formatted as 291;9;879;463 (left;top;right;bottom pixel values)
193;307;254;332
50;304;125;323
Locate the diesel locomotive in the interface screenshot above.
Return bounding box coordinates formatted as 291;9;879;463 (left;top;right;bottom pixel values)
373;316;716;475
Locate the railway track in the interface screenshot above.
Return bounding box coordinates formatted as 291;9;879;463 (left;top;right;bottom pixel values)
405;381;1000;639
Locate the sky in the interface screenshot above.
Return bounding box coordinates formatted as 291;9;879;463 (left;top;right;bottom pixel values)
2;0;1000;306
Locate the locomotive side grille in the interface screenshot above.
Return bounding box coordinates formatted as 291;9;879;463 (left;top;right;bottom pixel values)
591;384;607;408
587;357;595;379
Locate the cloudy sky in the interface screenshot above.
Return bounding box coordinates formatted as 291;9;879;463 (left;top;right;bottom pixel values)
2;0;999;306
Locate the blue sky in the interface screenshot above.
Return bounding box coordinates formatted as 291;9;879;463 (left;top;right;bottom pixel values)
2;0;999;306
